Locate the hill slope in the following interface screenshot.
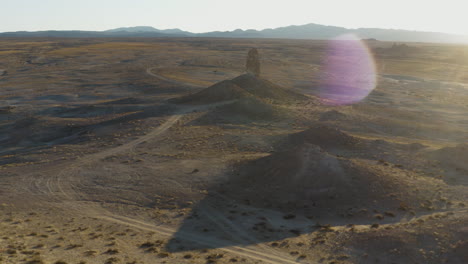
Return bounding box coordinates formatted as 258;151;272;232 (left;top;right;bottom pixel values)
170;73;308;104
225;127;449;221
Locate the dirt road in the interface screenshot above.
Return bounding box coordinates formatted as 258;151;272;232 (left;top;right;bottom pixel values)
14;69;301;263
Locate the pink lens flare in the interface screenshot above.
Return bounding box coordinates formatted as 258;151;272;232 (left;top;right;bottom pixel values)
319;34;377;105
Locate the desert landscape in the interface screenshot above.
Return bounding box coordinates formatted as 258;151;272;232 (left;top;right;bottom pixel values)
0;37;467;264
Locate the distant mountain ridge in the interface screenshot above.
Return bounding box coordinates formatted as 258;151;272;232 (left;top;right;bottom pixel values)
2;23;467;43
105;26;193;35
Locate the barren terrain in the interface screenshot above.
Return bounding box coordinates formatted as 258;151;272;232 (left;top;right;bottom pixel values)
0;38;467;263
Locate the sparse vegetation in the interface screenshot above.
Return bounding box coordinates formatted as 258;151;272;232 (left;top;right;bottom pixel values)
0;37;466;264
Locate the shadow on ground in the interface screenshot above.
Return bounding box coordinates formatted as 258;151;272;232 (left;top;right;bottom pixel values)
165;191;321;253
165;176;417;253
165;125;452;253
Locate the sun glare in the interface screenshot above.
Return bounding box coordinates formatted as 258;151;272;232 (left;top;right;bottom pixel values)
319;34;377;105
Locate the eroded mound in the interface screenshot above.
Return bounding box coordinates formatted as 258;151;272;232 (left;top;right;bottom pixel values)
100;97;147;105
426;143;468;185
319;110;348;121
170;80;251;104
288;126;362;150
229;74;307;102
192;96;287;124
226;138;443;219
429;144;468;168
342;212;468;264
171;73;308;105
284;126;426;164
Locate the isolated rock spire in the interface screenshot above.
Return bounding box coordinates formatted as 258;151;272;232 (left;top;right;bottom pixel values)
246;48;260;77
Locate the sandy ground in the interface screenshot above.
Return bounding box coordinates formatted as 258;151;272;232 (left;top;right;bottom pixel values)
0;38;467;263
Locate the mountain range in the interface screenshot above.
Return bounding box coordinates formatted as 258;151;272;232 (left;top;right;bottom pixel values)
2;24;467;43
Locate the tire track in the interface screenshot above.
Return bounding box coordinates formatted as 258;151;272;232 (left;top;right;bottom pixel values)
15;69;300;263
98;213;300;264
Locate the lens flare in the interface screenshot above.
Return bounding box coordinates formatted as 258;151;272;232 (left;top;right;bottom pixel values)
319;34;376;105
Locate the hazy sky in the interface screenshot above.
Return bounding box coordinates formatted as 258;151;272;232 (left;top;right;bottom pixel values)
1;0;467;35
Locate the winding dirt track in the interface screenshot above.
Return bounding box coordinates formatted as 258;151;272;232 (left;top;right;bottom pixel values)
99;214;301;264
17;69;301;264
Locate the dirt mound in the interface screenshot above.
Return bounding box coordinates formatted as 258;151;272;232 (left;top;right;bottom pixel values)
287;125;424;154
427;144;468;185
99;97;147;105
430;144;468;167
283;126;429;173
319;110;348;121
40;103;144;118
342;213;468;264
288;126;362;150
170;80;251;104
226;143;441;218
230;74;307;102
171;74;307;105
192;97;287;124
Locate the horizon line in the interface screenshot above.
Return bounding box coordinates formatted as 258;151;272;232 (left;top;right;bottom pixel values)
1;22;468;36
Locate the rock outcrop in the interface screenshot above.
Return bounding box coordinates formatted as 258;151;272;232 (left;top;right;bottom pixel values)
246;48;260;77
